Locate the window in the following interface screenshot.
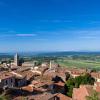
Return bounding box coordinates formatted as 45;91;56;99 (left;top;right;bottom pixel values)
5;80;8;85
54;96;60;100
11;78;13;83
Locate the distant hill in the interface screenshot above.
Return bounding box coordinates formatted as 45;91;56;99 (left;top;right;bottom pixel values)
0;51;100;58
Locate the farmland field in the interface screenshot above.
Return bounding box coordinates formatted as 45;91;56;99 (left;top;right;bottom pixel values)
57;59;100;70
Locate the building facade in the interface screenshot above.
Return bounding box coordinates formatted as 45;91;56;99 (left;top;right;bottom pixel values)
0;72;15;90
14;53;19;66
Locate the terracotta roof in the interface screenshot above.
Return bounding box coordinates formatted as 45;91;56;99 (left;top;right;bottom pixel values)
33;88;46;92
10;71;24;79
52;93;72;100
91;72;100;79
31;81;44;88
44;71;65;80
73;85;93;100
94;82;100;92
31;80;53;88
21;85;33;92
54;81;65;87
67;68;86;74
31;80;39;85
27;92;54;100
13;96;25;100
71;70;85;75
21;83;47;93
16;70;35;80
0;71;14;80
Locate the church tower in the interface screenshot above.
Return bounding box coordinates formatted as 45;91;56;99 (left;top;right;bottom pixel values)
50;61;52;69
14;53;19;66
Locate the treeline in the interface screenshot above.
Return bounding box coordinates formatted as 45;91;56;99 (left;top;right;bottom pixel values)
65;73;95;97
63;55;100;61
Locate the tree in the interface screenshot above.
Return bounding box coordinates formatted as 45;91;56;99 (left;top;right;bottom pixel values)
0;95;7;100
65;78;75;97
65;72;70;81
81;74;95;85
19;58;24;65
86;91;99;100
65;74;95;97
52;76;64;83
75;74;95;86
74;75;82;88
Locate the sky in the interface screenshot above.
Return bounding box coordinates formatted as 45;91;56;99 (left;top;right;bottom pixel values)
0;0;100;52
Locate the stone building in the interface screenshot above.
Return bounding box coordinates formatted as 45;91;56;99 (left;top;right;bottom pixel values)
14;53;19;66
0;72;15;90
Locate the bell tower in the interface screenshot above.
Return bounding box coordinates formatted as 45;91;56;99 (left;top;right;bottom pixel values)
14;53;19;66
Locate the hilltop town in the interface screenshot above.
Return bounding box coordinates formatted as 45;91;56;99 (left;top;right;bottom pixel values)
1;0;100;99
0;53;100;100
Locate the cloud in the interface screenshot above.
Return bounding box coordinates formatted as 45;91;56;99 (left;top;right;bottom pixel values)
0;29;100;40
76;30;100;35
0;30;16;34
0;30;37;37
16;34;37;37
0;34;13;37
79;36;98;39
36;29;100;39
74;30;100;39
35;38;48;41
89;21;100;24
40;19;72;23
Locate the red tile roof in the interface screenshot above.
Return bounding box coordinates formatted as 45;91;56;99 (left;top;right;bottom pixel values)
73;85;93;100
91;72;100;79
94;82;100;92
21;85;33;92
16;70;35;80
28;92;54;100
54;81;65;87
51;93;72;100
0;71;14;80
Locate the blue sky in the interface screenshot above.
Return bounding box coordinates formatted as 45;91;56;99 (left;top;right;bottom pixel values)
0;0;100;52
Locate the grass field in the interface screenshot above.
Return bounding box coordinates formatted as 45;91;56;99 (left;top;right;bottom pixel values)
57;59;100;70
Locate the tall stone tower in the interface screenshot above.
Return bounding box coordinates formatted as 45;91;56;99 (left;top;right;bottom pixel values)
14;53;19;66
49;61;52;69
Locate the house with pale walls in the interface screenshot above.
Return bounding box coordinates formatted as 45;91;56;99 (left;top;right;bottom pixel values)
10;71;27;87
0;72;15;90
91;72;100;82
